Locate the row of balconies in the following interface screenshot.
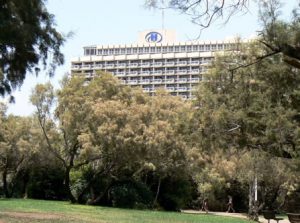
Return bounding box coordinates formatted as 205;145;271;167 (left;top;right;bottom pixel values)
143;87;191;92
125;78;200;85
71;60;209;70
112;69;200;76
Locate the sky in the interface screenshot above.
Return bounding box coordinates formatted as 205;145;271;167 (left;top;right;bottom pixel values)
5;0;296;116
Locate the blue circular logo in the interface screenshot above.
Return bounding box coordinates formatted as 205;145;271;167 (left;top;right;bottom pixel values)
145;32;163;43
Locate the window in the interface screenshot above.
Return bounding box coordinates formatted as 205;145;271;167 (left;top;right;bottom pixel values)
120;48;125;54
163;46;168;52
85;49;90;55
144;47;149;53
108;49;114;55
114;49;120;55
103;49;108;55
199;45;204;51
187;46;192;52
156;47;161;53
97;49;102;55
133;48;137;53
138;47;143;53
150;47;155;53
91;48;96;55
126;48;132;54
175;46;180;52
168;46;174;52
192;45;198;51
205;45;211;51
180;46;186;52
218;44;223;50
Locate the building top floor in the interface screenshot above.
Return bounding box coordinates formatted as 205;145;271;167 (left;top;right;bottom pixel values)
82;30;241;57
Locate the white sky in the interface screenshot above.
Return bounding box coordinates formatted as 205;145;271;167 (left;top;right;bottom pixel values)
5;0;296;116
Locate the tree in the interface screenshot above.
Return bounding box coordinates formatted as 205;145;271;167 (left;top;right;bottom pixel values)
30;78;100;203
0;0;65;97
193;40;300;216
0;107;34;198
145;0;251;28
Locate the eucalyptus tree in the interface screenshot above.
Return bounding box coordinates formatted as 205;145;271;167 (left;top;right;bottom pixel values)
0;106;34;198
30;77;101;202
193;40;300;216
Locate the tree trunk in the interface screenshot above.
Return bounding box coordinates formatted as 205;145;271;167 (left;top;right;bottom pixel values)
248;179;259;221
87;182;113;205
64;166;76;203
2;168;10;198
153;177;161;207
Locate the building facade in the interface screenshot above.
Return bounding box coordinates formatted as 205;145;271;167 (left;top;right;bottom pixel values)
71;30;236;99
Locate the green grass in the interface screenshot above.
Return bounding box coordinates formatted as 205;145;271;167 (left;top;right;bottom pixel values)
0;199;254;223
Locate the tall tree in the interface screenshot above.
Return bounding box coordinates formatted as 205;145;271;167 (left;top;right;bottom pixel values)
0;108;34;198
194;41;300;216
0;0;65;97
30;79;95;202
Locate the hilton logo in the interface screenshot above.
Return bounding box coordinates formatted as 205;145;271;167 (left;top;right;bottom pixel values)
145;32;163;43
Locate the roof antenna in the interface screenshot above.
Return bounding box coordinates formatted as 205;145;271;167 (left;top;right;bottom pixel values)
161;0;165;30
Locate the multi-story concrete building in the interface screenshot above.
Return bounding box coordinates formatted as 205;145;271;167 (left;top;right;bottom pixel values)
71;30;236;99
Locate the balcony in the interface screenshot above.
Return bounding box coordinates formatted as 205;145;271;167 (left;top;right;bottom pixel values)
178;70;188;74
151;70;163;75
177;87;188;91
177;61;188;66
128;71;138;76
153;79;163;84
166;70;175;75
165;62;175;66
191;69;200;74
117;63;126;68
82;64;92;69
71;65;81;70
141;63;151;67
94;64;102;68
152;62;163;67
190;61;200;65
129;63;138;67
166;87;175;91
190;78;200;83
140;79;151;84
105;64;114;68
141;71;150;75
178;78;187;83
165;79;174;83
128;80;138;85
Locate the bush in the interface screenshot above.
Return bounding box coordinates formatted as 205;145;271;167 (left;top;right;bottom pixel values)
26;166;66;200
110;180;153;209
158;177;193;211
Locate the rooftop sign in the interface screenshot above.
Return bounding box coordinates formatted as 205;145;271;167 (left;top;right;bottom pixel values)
145;32;163;43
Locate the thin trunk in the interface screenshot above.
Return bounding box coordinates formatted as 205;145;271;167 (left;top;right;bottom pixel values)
2;168;10;198
153;178;161;207
65;166;76;203
87;182;113;205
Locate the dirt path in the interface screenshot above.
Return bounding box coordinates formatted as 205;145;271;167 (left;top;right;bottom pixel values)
182;210;290;223
0;211;63;220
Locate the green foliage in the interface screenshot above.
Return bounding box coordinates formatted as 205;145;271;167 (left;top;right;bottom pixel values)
26;166;66;200
0;0;65;96
110;181;153;209
158;177;193;211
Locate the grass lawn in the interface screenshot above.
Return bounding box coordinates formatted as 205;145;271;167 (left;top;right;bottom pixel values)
0;199;255;223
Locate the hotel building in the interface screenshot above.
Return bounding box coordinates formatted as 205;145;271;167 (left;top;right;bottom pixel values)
71;30;236;99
